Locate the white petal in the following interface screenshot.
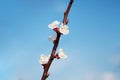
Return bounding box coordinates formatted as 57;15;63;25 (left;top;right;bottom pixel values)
59;24;69;35
48;20;60;29
58;48;67;59
39;54;49;64
48;34;57;42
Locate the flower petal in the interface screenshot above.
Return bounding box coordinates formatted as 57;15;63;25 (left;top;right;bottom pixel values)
39;54;49;64
58;48;67;59
59;24;69;35
48;20;60;29
48;34;57;42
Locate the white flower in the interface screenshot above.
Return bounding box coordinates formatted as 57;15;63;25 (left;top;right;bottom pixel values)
39;54;49;64
59;24;69;35
58;48;67;59
48;34;57;42
48;20;60;29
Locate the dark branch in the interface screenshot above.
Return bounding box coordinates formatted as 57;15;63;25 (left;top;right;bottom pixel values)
63;0;74;25
41;0;74;80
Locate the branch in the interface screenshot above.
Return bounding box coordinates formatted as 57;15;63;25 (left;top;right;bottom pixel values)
63;0;74;25
41;0;74;80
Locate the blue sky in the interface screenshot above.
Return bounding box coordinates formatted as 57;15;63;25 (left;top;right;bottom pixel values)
0;0;120;80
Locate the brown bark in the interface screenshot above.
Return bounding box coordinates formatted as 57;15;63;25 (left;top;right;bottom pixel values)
41;0;74;80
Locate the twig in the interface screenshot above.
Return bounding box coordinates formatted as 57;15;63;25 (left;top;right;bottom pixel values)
41;0;74;80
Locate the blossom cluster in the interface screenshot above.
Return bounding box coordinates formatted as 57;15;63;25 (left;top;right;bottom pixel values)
39;20;69;65
39;48;67;65
48;20;69;35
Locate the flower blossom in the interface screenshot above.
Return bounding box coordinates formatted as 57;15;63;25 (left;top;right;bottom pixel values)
58;48;67;59
39;54;49;65
48;20;70;35
59;24;69;35
48;34;57;42
48;20;60;29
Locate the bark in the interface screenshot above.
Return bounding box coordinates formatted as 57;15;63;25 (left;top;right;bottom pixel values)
41;0;74;80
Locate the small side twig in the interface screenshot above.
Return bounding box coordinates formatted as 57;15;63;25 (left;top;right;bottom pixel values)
41;0;74;80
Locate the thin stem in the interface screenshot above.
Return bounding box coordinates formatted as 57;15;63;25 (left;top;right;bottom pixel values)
41;33;61;80
41;0;74;80
63;0;74;25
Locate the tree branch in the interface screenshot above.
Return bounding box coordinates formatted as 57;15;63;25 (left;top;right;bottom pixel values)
41;0;74;80
63;0;74;25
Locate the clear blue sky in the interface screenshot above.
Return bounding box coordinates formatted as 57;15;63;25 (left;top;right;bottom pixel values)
0;0;120;80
